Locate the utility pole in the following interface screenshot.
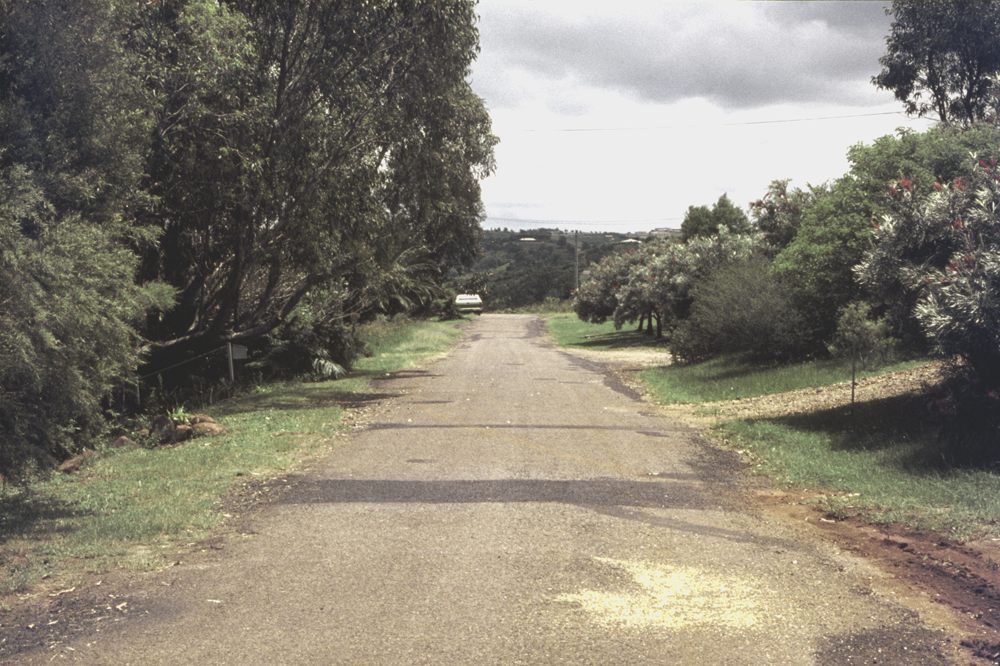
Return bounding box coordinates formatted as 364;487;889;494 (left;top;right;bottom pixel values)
574;230;579;291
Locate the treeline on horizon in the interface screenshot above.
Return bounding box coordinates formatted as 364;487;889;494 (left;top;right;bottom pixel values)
0;0;497;481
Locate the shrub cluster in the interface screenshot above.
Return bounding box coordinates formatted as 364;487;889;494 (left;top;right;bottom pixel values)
575;111;1000;459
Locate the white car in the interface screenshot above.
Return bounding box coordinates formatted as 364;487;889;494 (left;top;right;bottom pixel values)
455;293;483;314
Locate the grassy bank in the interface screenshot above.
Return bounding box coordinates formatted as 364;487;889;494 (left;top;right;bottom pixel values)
546;313;670;350
723;417;1000;539
638;354;927;404
0;317;467;599
546;315;1000;541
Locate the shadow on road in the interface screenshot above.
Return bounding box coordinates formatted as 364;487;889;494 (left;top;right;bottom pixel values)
275;476;795;548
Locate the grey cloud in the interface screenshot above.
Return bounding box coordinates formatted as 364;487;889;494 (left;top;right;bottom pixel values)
760;1;890;36
474;1;894;111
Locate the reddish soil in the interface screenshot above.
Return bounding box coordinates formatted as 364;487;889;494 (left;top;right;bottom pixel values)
760;489;1000;666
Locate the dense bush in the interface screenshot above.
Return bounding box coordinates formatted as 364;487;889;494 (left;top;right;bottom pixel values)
0;2;174;481
828;303;893;370
0;183;172;481
670;254;812;363
574;246;651;325
857;128;1000;459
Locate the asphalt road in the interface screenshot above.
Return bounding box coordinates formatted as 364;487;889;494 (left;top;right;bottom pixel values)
11;315;962;664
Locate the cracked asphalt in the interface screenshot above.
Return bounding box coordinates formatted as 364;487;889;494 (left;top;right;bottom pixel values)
8;314;964;665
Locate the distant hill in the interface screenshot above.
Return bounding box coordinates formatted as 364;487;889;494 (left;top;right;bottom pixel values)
464;228;646;311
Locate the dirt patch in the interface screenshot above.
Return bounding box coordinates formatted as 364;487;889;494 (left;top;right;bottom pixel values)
576;350;1000;665
756;488;1000;666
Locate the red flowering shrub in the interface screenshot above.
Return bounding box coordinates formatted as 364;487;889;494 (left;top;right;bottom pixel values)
858;145;1000;461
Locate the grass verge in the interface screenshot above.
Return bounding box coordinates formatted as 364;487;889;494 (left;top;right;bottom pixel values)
545;313;670;351
547;318;1000;541
0;316;467;598
639;355;928;404
717;401;1000;541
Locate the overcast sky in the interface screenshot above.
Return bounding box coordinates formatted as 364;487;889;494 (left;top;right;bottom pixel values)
469;0;938;233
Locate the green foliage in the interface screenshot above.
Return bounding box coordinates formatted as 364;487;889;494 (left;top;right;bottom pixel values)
247;322;360;382
769;178;872;340
857;125;1000;460
829;303;892;370
0;1;174;482
573;245;649;325
0;169;173;482
574;229;765;344
128;0;496;353
749;179;820;250
857;143;1000;384
478;230;583;311
680;193;751;241
847;125;1000;205
635;230;763;337
433;295;464;321
770;125;1000;347
0;0;496;481
874;1;1000;124
670;254;812;363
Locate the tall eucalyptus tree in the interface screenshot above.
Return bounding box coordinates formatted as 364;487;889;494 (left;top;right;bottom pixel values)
133;0;496;355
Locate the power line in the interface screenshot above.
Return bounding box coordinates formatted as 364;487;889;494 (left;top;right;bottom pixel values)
521;111;911;133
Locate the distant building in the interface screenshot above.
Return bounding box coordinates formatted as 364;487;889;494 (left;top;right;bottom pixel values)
650;227;681;237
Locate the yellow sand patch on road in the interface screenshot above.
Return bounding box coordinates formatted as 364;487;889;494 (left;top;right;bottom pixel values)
559;558;776;631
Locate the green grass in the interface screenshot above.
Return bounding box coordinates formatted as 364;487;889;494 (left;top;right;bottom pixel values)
0;316;467;596
546;319;1000;540
721;414;1000;540
545;313;670;350
639;355;928;404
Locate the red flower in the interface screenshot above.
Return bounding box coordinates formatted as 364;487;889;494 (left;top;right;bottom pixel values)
872;220;880;230
954;220;963;228
955;178;967;191
964;254;974;265
900;178;913;191
933;182;943;191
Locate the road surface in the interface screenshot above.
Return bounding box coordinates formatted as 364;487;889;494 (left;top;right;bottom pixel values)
8;315;962;664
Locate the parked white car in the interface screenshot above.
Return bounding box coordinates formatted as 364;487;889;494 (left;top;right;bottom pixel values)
455;293;483;314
